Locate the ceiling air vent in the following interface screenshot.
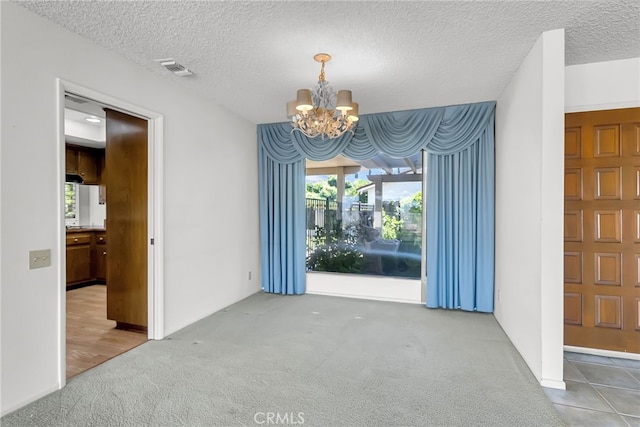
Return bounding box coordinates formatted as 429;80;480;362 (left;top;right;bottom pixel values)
154;58;194;77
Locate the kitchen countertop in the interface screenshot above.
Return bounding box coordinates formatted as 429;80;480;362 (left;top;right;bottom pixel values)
66;226;106;233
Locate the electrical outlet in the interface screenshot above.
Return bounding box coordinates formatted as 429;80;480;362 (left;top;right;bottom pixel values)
29;249;51;269
248;271;252;280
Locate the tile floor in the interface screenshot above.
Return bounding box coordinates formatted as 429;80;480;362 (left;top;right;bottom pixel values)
544;352;640;426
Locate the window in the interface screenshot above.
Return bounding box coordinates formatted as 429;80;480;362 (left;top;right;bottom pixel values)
305;154;423;278
65;182;79;226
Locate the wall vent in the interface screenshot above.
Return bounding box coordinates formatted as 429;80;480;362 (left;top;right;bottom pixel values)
154;58;194;77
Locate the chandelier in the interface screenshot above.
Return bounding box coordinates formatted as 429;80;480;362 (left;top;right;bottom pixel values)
286;53;359;140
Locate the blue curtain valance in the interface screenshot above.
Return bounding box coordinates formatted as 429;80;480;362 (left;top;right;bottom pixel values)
258;101;495;163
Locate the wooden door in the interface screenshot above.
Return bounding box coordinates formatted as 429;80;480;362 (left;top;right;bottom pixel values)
564;107;640;353
105;109;148;330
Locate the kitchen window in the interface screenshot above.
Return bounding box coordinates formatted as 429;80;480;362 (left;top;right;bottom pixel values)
65;182;79;226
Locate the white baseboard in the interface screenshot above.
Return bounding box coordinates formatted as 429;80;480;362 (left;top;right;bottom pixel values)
306;289;422;305
540;379;566;390
1;384;59;417
564;345;640;361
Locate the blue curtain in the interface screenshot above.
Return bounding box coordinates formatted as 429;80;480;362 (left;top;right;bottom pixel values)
426;114;495;312
258;101;495;312
258;141;306;294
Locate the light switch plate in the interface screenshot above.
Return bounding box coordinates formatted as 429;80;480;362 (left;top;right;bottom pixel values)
29;249;51;269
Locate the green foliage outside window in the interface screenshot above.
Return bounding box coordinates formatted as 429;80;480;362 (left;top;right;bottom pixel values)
306;177;338;201
65;183;77;220
305;176;423;278
306;222;364;274
407;191;422;214
382;211;402;240
306;175;370;203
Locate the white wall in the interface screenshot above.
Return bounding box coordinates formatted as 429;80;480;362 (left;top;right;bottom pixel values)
494;29;565;389
566;58;640;112
77;185;91;226
64;118;104;143
87;186;106;227
76;185;106;227
0;1;4;417
0;2;261;415
307;272;421;304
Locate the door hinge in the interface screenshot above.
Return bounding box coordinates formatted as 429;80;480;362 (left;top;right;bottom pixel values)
150;238;154;245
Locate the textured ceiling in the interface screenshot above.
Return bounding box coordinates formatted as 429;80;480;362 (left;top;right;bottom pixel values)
16;1;640;125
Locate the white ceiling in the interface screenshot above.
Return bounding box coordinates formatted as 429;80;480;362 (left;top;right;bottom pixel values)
16;1;640;125
64;107;106;148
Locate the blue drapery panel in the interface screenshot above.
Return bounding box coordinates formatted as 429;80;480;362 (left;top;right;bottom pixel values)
426;115;495;312
258;143;306;294
258;101;495;311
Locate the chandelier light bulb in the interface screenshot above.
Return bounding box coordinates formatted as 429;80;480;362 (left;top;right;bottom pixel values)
348;102;359;122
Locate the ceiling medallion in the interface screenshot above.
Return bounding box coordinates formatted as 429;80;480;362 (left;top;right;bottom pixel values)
286;53;359;140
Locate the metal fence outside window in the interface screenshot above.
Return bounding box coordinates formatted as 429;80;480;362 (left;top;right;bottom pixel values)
305;198;374;255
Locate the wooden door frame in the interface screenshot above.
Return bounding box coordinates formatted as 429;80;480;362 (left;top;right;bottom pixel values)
56;79;165;389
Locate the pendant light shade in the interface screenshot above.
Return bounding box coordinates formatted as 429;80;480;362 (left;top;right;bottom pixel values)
286;100;298;118
296;89;313;111
336;90;353;111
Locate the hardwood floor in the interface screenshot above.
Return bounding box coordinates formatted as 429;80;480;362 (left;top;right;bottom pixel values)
66;284;147;379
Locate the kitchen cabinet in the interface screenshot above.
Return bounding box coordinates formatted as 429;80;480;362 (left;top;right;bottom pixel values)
94;232;107;281
98;152;106;204
65;144;104;185
66;233;92;285
66;229;107;288
78;149;99;184
65;146;79;174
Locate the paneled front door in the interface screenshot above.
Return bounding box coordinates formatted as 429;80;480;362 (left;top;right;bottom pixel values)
564;107;640;354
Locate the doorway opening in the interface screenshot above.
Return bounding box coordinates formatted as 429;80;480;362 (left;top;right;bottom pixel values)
58;81;164;384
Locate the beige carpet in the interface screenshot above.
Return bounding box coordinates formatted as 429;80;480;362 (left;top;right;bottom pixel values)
2;292;564;426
